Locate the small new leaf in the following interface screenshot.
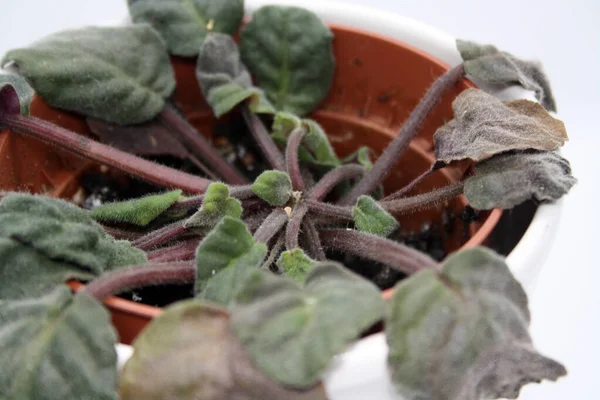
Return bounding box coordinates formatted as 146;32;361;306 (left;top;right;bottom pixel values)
0;286;119;400
197;33;274;117
2;25;175;125
464;151;576;209
457;39;557;112
195;217;267;305
252;170;293;206
0;73;33;115
276;248;315;282
232;262;385;388
434;89;568;163
343;146;374;170
0;194;146;299
127;0;244;57
184;182;242;229
386;247;566;400
353;195;399;237
90;190;182;226
272;113;341;170
120;300;326;400
240;6;335;116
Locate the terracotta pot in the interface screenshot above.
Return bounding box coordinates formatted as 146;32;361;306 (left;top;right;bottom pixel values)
0;23;500;345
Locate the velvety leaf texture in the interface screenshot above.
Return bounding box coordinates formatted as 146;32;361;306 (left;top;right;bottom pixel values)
457;39;557;112
90;190;182;226
195;217;267;305
343;146;373;170
0;194;146;299
251;170;293;206
2;25;175;125
0;286;119;400
240;6;335;116
184;182;242;229
231;262;385;388
87;117;189;158
276;248;315;282
272;112;340;169
464;151;576;210
120;300;327;400
434;89;568;163
197;33;274;117
353;195;399;237
128;0;244;57
0;73;34;115
386;247;566;400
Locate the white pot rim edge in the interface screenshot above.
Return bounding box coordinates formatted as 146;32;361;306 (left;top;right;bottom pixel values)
112;1;565;398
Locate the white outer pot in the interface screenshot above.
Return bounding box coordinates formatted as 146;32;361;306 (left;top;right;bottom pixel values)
115;1;565;398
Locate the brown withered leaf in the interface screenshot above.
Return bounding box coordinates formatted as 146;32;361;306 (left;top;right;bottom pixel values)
457;39;557;112
464;151;576;210
434;89;567;164
87;117;188;158
120;300;328;400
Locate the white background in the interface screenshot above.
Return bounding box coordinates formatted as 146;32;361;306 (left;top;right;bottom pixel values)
1;1;598;399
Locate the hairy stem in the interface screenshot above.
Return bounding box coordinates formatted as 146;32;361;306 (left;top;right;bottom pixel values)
0;113;210;193
100;225;144;241
302;219;326;260
84;261;195;301
261;233;285;271
253;208;289;244
383;167;435;201
285;203;309;250
306;199;353;221
241;105;285;171
132;222;188;250
381;182;464;215
309;164;365;201
286;127;307;191
320;229;438;275
340;64;466;205
147;239;200;263
158;103;246;184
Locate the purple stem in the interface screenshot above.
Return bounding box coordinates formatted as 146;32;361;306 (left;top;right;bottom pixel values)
158;103;247;185
147;239;200;263
285;203;309;250
261;233;285;271
132;222;188;250
320;229;439;275
302;219;326;260
340;64;466;205
383;168;435;201
286;127;307;191
306;199;353;221
84;261;195;301
309;164;365;201
0;113;210;194
101;225;144;241
380;182;464;215
241;105;286;171
253;208;289;244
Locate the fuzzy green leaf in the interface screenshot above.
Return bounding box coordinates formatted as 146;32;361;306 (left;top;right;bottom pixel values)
184;183;242;229
0;73;34;115
252;170;293;206
232;262;385;388
127;0;244;57
276;249;315;282
353;195;399;237
464;151;576;210
457;39;557;112
240;6;335;116
343;146;374;170
121;300;327;400
272;113;341;170
387;247;566;400
90;190;182;226
0;286;118;400
195;217;267;305
434;89;568;164
2;25;175;125
0;194;146;299
197;33;274;117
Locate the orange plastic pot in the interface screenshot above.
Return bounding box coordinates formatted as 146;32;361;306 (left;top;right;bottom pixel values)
0;23;501;344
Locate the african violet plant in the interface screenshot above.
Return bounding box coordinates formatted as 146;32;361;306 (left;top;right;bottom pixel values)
0;1;575;399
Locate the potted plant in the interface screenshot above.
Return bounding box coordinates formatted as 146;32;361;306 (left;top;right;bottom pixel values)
0;0;575;399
